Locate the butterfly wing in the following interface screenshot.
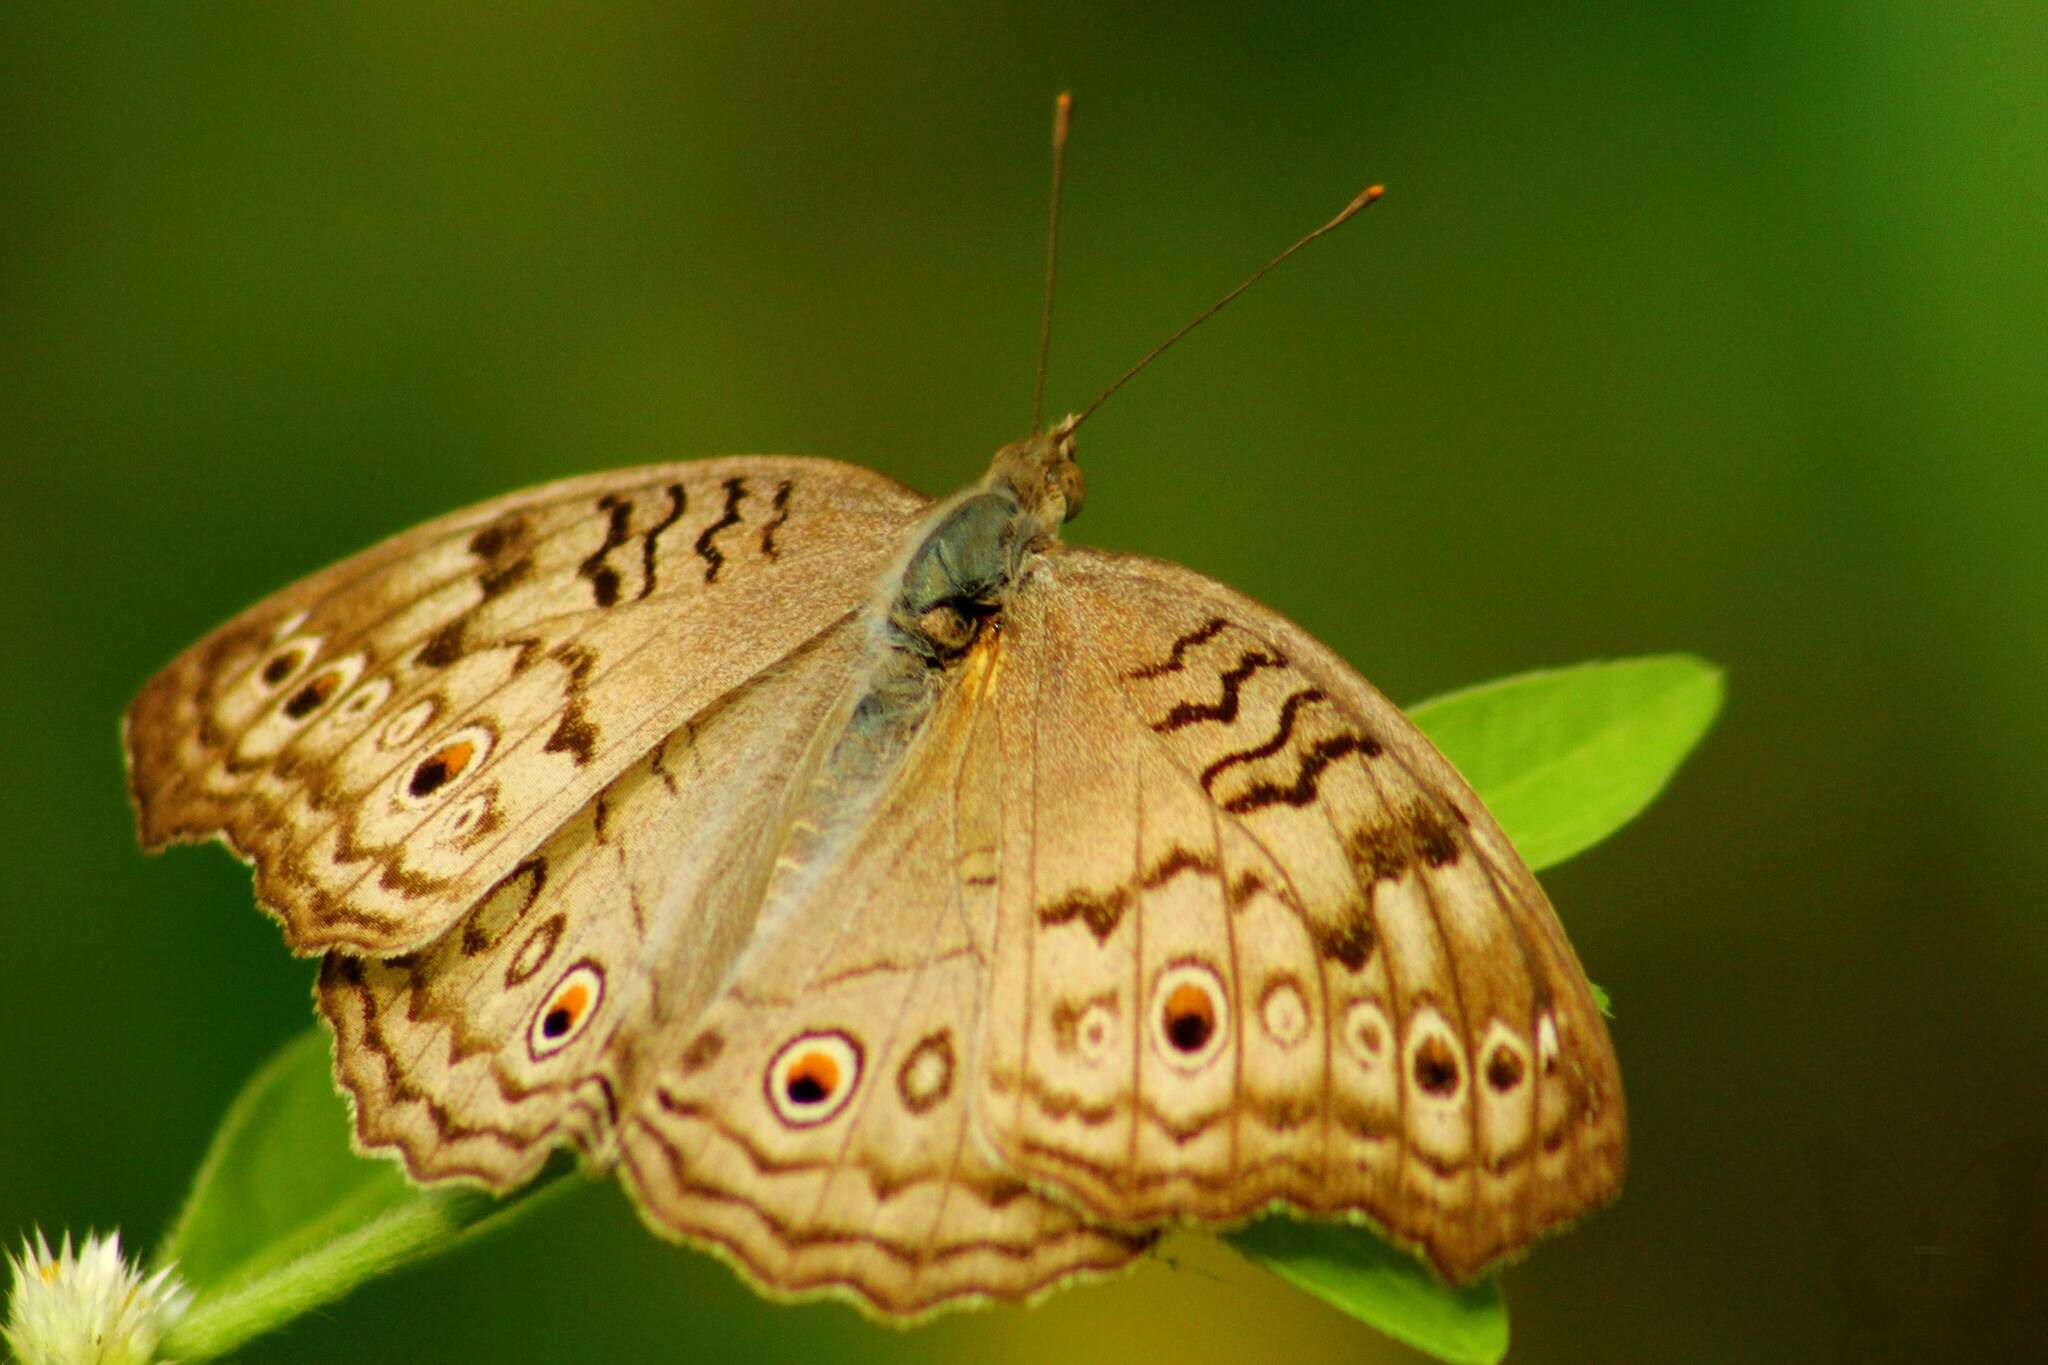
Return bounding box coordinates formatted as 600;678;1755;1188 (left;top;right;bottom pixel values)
317;610;876;1191
615;640;1151;1314
126;459;927;956
318;599;1146;1314
969;545;1625;1284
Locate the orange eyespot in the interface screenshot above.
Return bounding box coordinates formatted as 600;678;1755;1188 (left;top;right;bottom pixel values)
528;962;604;1060
784;1051;839;1104
403;727;493;804
1162;982;1217;1052
282;669;341;719
765;1031;862;1127
1150;963;1229;1070
411;739;473;794
546;981;590;1030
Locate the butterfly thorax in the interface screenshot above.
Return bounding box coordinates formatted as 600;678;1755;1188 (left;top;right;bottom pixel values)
755;439;1079;967
788;429;1084;891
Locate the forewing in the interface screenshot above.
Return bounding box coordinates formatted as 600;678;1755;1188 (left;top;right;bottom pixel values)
127;458;927;955
972;546;1625;1284
617;644;1151;1316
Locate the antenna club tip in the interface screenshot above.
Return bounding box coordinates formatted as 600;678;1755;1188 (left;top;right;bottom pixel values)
1326;183;1387;228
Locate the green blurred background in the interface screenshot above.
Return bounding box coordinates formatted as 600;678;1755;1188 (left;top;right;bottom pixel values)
4;4;2043;1361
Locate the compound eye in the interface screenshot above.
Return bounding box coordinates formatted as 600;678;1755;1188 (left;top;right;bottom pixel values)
1056;461;1085;522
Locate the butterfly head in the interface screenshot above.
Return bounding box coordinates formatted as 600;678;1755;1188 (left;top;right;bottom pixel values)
985;420;1084;534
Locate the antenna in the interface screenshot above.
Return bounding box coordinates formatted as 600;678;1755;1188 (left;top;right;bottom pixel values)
1031;92;1074;434
1067;182;1385;431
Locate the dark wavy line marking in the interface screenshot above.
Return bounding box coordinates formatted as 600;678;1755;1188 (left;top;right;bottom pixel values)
1036;884;1133;941
1152;650;1286;732
759;479;793;558
577;493;634;607
1126;616;1228;680
321;956;555;1156
694;477;747;582
1199;686;1328;792
461;855;547;956
620;1121;1151;1274
1346;801;1463;883
467;514;530;560
543;643;599;766
1220;731;1381;813
1224;868;1305;914
1012;1137;1335;1212
635;483;688;601
153;469;702;810
479;554;534;600
644;1091;1072;1223
415;617;467;668
1008;1065;1120;1126
1312;909;1377;971
1140;846;1219;890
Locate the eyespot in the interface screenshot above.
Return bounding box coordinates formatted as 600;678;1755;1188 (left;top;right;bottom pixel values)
254;635;323;690
527;961;604;1060
765;1030;863;1127
1486;1041;1527;1093
896;1029;956;1114
277;654;365;723
443;789;499;847
1341;1000;1389;1068
1259;975;1310;1049
378;697;439;750
1403;1011;1467;1102
1150;962;1229;1072
398;724;493;807
334;675;394;724
1057;997;1119;1067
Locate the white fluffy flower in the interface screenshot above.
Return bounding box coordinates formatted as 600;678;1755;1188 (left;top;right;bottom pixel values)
3;1230;191;1365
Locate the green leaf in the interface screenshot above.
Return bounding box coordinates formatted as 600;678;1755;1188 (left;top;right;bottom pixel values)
1227;1220;1507;1364
1410;653;1725;873
1227;654;1720;1359
154;1028;569;1361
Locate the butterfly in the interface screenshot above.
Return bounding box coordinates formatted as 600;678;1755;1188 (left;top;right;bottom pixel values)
123;101;1623;1318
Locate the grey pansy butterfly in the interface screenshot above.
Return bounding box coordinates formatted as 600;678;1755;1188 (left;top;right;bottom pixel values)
124;102;1623;1317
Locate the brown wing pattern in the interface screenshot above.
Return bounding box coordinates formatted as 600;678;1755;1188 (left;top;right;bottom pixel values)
972;547;1624;1283
126;458;927;956
132;449;1620;1310
616;643;1150;1315
317;612;876;1190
